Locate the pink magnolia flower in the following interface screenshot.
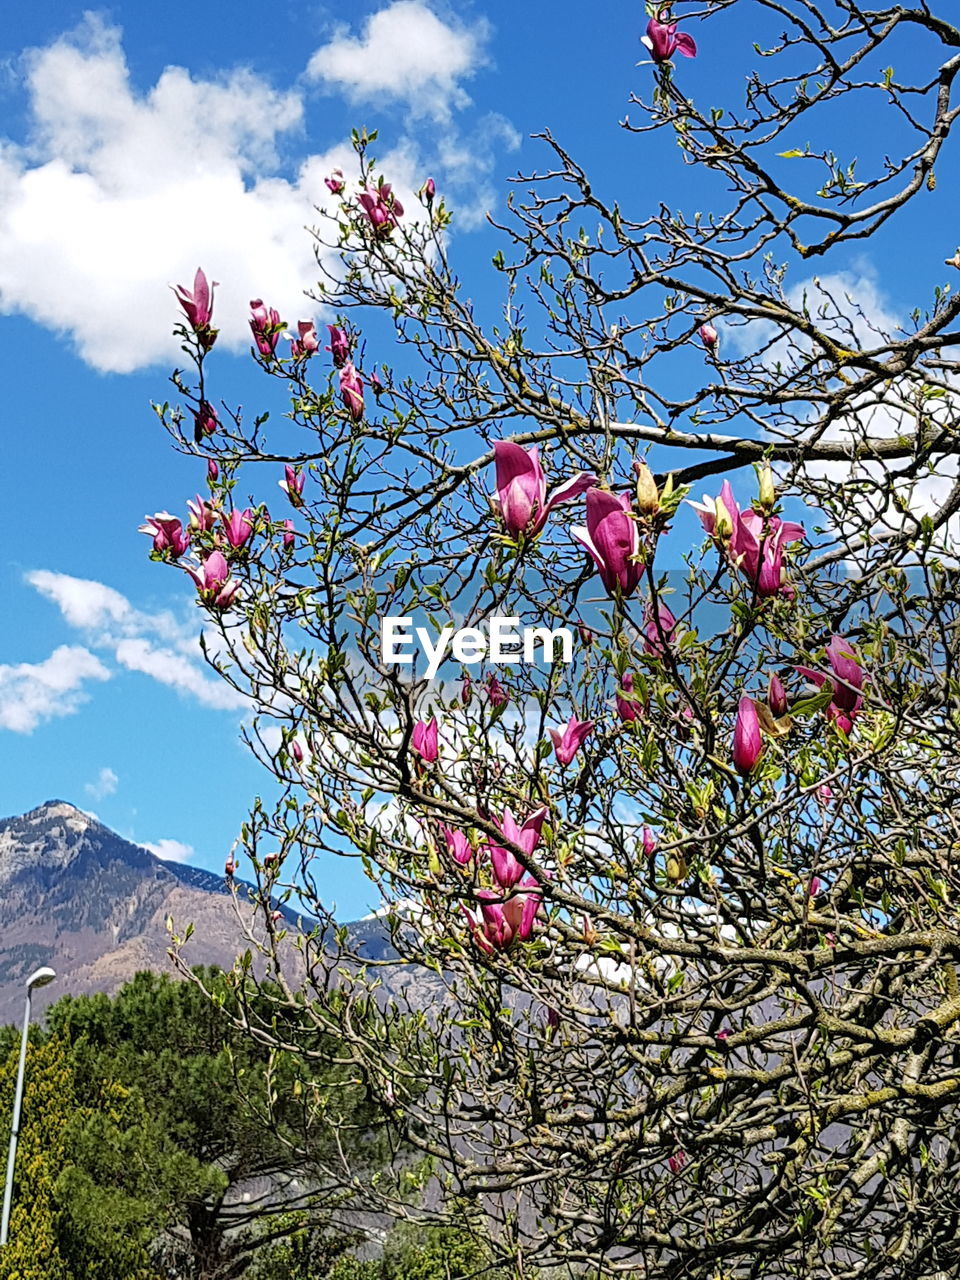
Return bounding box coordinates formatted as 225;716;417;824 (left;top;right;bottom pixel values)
616;673;644;723
187;495;217;533
667;1150;687;1175
809;877;822;898
249;299;283;357
370;370;385;396
487;675;509;708
280;465;305;507
225;857;237;877
282;519;295;550
797;635;865;735
716;1028;732;1043
464;879;542;954
487;806;548;889
642;12;697;62
578;623;594;647
571;487;643;597
207;459;219;483
270;909;283;923
291;740;304;764
325;168;345;195
139;513;190;559
357;182;404;233
411;717;439;763
733;696;763;775
643;603;677;657
817;784;833;807
327;325;350;368
642;827;657;857
768;672;788;718
421;177;436;204
340;362;364;421
221;507;255;549
549;716;595;767
440;825;473;865
699;322;718;350
193;401;219;441
291;320;320;359
173;268;218;349
185;551;238;609
688;482;804;600
493;441;594;539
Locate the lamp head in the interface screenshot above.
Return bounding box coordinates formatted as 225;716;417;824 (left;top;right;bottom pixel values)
26;967;56;992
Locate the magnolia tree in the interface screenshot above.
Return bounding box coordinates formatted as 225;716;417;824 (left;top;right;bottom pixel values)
148;2;960;1276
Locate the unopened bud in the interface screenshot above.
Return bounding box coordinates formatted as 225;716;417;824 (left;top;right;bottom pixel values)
713;496;734;540
757;461;776;512
633;460;660;516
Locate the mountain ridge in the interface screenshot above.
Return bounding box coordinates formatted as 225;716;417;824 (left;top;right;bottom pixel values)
0;800;319;1023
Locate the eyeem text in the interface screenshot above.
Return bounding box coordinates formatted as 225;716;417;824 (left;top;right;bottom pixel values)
381;616;574;680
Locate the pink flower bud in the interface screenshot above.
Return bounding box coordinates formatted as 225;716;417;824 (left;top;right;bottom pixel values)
249;299;283;357
325;168;345;195
282;519;295;551
225;857;236;877
809;877;822;898
291;740;304;764
549;716;595;767
462;675;473;705
279;465;305;507
207;459;219;484
571;487;643;597
667;1151;687;1175
441;825;472;865
291;320;321;359
173;268;219;350
221;508;255;549
185;551;239;609
487;807;548;889
642;827;657;857
642;12;698;62
732;696;763;775
421;176;436;204
357;182;404;234
193;401;219;441
768;672;788;718
139;513;190;559
487;675;509;708
578;622;594;646
326;325;350;368
187;495;217;533
411;717;439;764
339;362;364;421
616;673;644;723
698;322;719;350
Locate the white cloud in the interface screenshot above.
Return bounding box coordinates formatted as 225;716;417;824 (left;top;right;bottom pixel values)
141;838;195;864
85;766;118;800
114;637;245;711
307;2;488;122
0;645;110;733
0;14;515;372
27;569;247;712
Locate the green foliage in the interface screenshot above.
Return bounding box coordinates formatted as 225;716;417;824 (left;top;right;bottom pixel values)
0;968;388;1277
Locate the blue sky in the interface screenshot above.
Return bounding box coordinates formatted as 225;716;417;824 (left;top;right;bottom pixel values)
0;2;954;917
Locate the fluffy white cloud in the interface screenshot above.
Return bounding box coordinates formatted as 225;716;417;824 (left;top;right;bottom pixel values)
307;2;489;121
85;766;118;800
0;645;110;733
26;570;247;711
140;837;195;864
114;637;245;711
0;13;515;372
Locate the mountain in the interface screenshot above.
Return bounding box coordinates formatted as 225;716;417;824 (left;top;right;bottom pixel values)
0;800;318;1025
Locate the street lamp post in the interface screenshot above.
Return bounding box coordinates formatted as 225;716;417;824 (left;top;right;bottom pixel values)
0;967;56;1246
